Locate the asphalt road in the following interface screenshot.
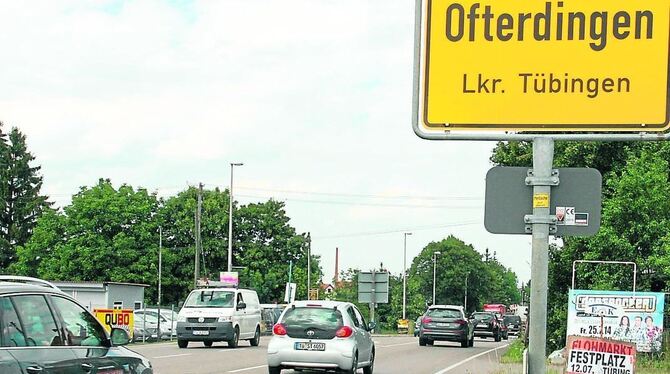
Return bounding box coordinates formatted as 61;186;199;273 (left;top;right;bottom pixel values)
131;335;513;374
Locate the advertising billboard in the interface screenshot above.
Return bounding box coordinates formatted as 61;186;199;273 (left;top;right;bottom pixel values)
567;289;665;353
93;308;134;339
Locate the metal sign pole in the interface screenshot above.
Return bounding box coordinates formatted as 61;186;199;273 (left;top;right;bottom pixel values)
528;137;554;374
370;269;376;333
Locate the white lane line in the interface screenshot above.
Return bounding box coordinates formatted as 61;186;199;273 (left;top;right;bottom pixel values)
228;364;267;373
433;343;510;374
219;348;249;353
152;353;192;359
377;342;417;348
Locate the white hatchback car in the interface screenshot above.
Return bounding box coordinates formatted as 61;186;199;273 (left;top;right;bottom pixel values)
267;300;375;374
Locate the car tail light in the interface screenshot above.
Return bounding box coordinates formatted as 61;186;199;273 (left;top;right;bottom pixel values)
273;323;287;336
422;317;432;324
455;319;467;325
335;326;353;338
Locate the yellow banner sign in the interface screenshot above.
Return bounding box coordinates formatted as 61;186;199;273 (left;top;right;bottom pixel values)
93;308;134;338
419;0;670;131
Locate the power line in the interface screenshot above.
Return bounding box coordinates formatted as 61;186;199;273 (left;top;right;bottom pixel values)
312;221;482;239
235;194;482;209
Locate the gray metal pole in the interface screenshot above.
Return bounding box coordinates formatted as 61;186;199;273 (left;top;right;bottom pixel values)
464;273;468;311
158;226;162;340
528;137;554;374
370;269;376;333
307;232;311;299
195;183;202;288
228;165;234;272
433;252;437;305
402;233;410;320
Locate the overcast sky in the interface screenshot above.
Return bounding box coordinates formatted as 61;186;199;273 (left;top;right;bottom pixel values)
1;1;533;285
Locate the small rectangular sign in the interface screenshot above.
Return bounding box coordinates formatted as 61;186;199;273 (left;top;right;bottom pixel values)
93;308;134;339
533;193;550;208
416;0;670;131
566;336;636;374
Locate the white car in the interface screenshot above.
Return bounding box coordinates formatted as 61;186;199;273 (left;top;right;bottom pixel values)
176;287;262;348
134;308;177;338
267;300;375;374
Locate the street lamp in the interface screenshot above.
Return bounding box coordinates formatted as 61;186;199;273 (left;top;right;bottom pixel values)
228;162;243;272
432;251;441;305
402;232;412;320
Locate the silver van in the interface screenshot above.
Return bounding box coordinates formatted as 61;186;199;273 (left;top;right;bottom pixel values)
176;287;262;348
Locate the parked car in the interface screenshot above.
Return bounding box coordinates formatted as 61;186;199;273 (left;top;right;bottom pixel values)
134;308;176;338
261;304;285;335
504;314;522;336
176;287;262;348
133;314;160;342
471;311;502;342
0;275;153;373
413;316;422;337
267;300;375;374
418;305;474;348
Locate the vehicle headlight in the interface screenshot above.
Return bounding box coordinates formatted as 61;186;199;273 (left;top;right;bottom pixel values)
218;316;232;322
177;315;187;322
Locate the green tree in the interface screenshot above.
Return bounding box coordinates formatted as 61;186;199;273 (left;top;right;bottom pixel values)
0;124;50;271
491;141;670;351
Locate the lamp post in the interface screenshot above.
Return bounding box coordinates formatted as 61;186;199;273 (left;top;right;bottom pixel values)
402;232;412;320
228;162;243;272
432;251;441;305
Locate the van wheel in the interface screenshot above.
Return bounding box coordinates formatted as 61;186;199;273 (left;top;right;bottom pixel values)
204;341;213;347
177;339;188;348
250;327;261;346
228;326;240;348
268;366;281;374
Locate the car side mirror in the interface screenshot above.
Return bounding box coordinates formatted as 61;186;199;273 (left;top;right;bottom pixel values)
237;302;247;310
367;321;377;332
178;301;184;309
110;328;131;346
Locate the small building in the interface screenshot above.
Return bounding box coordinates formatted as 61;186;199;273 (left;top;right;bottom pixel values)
52;281;149;311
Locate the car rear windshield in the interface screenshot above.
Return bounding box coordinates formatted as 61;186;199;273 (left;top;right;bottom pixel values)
504;315;521;324
473;313;493;321
281;307;344;339
426;308;462;318
184;291;234;308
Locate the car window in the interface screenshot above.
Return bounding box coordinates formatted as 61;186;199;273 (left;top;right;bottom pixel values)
353;307;367;330
51;296;107;347
426;308;462;318
472;313;494;321
282;307;343;330
12;295;61;346
346;307;359;327
0;297;27;347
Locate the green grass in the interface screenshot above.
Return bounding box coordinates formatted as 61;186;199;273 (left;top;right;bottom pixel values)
500;339;525;364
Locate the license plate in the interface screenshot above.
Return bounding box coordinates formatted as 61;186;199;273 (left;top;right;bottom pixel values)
193;330;210;336
295;342;325;351
437;322;451;327
478;323;487;327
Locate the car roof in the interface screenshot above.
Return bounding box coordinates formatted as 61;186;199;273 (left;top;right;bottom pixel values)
428;304;463;310
0;282;67;296
289;300;352;309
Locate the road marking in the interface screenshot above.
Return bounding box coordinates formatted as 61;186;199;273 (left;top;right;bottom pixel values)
377;342;416;348
228;364;267;373
433;343;510;374
152;353;192;359
219;348;248;353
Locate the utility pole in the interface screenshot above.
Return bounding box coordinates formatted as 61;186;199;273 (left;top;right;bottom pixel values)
464;272;469;311
307;232;311;299
158;226;162;339
228;163;243;272
194;183;203;288
402;232;412;320
528;137;554;374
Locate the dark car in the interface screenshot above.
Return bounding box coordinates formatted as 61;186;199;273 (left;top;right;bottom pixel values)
503;314;522;336
418;305;474;348
471;311;502;342
0;276;153;374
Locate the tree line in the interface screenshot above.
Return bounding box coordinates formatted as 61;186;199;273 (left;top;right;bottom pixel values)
331;236;521;331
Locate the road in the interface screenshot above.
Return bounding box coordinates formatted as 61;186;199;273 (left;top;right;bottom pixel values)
131;335;513;374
